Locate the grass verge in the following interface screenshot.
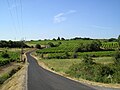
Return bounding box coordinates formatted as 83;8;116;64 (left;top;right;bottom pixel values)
0;65;22;84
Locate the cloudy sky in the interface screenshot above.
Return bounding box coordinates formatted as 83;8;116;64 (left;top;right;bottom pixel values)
0;0;120;40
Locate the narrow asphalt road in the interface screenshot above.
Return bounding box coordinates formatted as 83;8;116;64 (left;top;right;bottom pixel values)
27;51;96;90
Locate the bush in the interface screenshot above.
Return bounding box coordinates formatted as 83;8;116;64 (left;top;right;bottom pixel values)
1;52;10;58
114;49;120;65
0;59;10;66
0;66;22;84
48;42;55;47
82;54;94;65
67;59;120;83
35;44;41;49
9;69;17;76
0;74;10;84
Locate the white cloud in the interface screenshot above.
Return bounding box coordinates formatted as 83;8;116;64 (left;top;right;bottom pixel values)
66;10;77;15
55;13;64;17
54;13;66;23
53;10;77;23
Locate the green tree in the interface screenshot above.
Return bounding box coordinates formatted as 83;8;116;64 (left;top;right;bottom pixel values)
90;40;101;51
35;44;41;49
48;42;55;47
108;38;117;42
61;37;65;40
57;37;60;40
53;38;56;41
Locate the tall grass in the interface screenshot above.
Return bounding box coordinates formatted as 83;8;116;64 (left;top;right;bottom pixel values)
40;57;113;73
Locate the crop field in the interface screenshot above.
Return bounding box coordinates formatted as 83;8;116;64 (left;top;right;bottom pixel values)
28;40;119;52
34;40;118;59
36;51;115;59
35;40;92;53
27;40;119;49
0;49;20;67
102;42;119;49
77;51;115;57
27;40;92;47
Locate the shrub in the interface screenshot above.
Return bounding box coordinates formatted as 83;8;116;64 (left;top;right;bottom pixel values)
48;42;55;47
114;49;120;65
35;44;41;49
0;73;10;84
0;59;10;66
82;54;94;65
67;59;119;83
0;66;22;84
1;52;9;58
9;69;17;76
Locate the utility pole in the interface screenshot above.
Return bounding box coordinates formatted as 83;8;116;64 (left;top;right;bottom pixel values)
20;40;24;61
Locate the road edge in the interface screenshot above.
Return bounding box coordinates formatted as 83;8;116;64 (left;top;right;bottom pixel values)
24;51;28;90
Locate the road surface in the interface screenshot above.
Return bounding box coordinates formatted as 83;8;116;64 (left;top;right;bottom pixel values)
26;51;96;90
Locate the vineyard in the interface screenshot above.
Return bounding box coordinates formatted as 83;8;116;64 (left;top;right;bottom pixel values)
0;50;20;66
35;40;119;59
102;42;119;49
36;40;93;53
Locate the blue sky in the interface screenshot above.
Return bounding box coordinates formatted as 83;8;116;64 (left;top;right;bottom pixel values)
0;0;120;40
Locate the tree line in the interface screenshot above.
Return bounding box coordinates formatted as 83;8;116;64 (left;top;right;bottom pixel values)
0;40;29;48
37;36;119;42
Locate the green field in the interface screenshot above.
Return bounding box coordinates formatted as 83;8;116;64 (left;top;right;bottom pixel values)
40;57;114;73
27;40;93;47
34;39;118;59
0;49;20;66
41;59;81;73
31;39;119;60
27;39;119;49
102;42;119;49
27;40;119;52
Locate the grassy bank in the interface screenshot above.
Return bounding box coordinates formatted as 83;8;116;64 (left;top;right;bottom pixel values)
0;65;22;84
39;57;113;73
0;48;28;85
